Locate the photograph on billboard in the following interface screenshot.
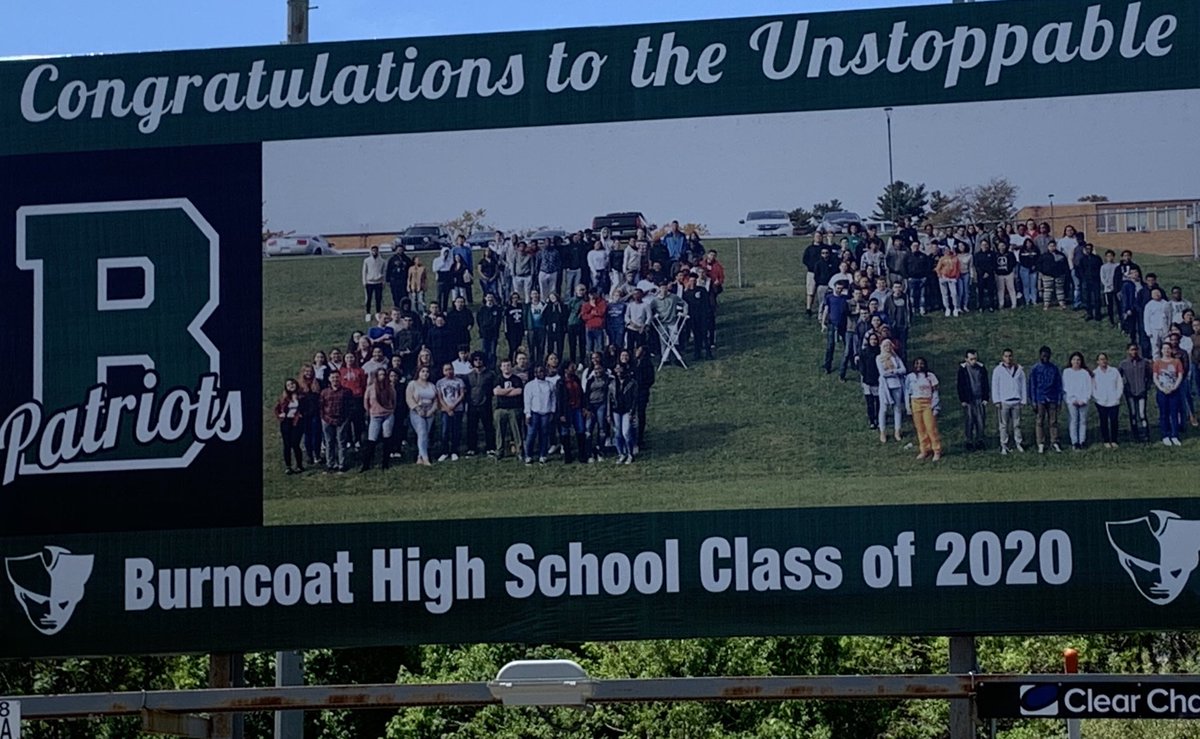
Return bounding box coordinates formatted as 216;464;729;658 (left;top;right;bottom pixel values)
259;95;1199;526
3;0;1200;657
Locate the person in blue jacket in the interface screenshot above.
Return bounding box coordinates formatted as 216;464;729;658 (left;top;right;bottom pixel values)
1028;345;1063;453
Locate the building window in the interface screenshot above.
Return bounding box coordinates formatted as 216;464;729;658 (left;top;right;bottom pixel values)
1097;210;1118;234
1156;209;1170;231
1125;209;1149;233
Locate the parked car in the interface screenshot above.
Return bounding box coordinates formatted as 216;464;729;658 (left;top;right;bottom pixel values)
465;231;494;249
398;223;452;251
863;220;897;236
818;211;864;234
591;212;653;240
264;234;334;257
529;229;567;244
740;210;793;237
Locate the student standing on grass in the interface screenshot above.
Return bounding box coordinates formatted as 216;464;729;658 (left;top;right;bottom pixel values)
463;352;496;456
994;241;1018;309
1079;243;1104;322
319;371;352;472
1062;352;1093;450
1093;352;1123;449
297;365;323;467
991;348;1027;455
1144;287;1172;359
1037;240;1069;310
1121;268;1149;353
1154;343;1185;447
905;357;942;461
974;240;997;312
954;241;973;313
1029;346;1063;453
883;281;911;347
504;292;525;362
877;339;907;443
1119;342;1152;443
476;293;503;367
820;282;850;374
435;363;465;462
935;248;962;317
492;359;524;460
608;362;640;464
859;332;882;430
406;366;438;466
275;378;306;474
523;365;556;464
386;244;412;310
957;350;989;451
1017;238;1040;306
338;352;368;448
524;288;548;368
432;246;454;311
902;242;930;316
360;368;396;472
1100;250;1120;326
803;235;823;317
407;256;427;311
362;245;387;322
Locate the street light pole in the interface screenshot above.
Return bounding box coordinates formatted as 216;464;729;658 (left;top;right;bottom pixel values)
884;107;895;223
1048;194;1055;226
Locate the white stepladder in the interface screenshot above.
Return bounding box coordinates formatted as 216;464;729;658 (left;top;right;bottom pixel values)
654;311;689;371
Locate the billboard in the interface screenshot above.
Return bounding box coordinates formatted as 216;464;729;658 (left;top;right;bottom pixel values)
2;0;1200;657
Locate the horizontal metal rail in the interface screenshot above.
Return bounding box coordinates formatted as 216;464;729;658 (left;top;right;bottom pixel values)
12;674;1197;720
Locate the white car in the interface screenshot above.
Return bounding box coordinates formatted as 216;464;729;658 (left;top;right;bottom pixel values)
740;210;793;237
264;234;334;257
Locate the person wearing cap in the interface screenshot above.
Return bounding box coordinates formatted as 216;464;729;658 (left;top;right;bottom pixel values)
624;287;651;350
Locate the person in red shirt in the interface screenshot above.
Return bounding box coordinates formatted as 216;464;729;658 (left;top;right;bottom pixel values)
337;351;368;448
703;250;726;296
580;289;608;354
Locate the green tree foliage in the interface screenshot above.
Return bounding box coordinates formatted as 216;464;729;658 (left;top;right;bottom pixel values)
873;181;929;222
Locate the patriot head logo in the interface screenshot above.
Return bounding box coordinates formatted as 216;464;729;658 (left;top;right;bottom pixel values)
6;546;94;635
1107;510;1200;605
1019;684;1060;717
1;199;243;486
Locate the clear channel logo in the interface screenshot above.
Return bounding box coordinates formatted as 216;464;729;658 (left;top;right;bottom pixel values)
1019;684;1060;717
5;546;94;635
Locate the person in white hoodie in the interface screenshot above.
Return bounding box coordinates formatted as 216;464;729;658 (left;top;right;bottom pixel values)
1061;352;1093;450
1092;352;1124;449
991;348;1027;454
1143;286;1172;359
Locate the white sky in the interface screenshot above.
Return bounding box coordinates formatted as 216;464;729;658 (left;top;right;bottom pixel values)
264;89;1199;237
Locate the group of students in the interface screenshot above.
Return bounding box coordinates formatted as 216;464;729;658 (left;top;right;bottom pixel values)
811;220;1198;457
273;220;733;473
359;222;727;363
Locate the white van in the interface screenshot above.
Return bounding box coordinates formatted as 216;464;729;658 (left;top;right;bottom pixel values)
740;210;793;237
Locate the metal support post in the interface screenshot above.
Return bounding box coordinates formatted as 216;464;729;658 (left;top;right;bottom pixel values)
208;654;245;739
274;651;304;739
949;637;978;739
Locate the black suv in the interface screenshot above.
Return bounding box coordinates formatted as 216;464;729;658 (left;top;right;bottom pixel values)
398;223;452;251
591;212;653;240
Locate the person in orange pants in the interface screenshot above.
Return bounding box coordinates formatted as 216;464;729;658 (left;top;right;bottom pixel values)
906;356;943;461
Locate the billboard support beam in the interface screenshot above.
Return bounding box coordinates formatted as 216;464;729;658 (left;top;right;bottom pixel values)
948;637;978;739
273;651;304;739
14;673;1191;720
286;0;308;44
208;654;244;739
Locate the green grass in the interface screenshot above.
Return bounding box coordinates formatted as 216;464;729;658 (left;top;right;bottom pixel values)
261;240;1200;526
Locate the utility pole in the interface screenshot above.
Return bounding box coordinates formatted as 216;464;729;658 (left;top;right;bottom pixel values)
287;0;309;44
884;107;895;223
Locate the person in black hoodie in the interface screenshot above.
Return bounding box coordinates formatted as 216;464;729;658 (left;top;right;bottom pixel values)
445;296;475;349
632;345;656;447
476;292;504;367
902;241;931;316
957;349;991;451
812;246;839;310
426;314;456;369
681;274;711;361
858;331;882;430
504;292;525;363
994;241;1018;309
1078;242;1104;322
802;236;824;316
385;244;412;309
973;239;997;312
1036;240;1069;310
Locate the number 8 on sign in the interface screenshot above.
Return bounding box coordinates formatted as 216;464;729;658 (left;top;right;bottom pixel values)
0;700;20;739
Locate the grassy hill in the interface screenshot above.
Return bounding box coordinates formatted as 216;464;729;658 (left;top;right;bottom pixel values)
261;239;1200;526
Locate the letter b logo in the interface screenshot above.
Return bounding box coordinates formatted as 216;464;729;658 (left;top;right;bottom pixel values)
15;199;220;473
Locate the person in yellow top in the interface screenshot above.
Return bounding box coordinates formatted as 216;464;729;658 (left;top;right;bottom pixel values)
905;356;943;461
935;248;962;317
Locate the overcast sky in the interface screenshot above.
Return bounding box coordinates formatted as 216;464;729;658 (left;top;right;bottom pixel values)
263;89;1198;237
